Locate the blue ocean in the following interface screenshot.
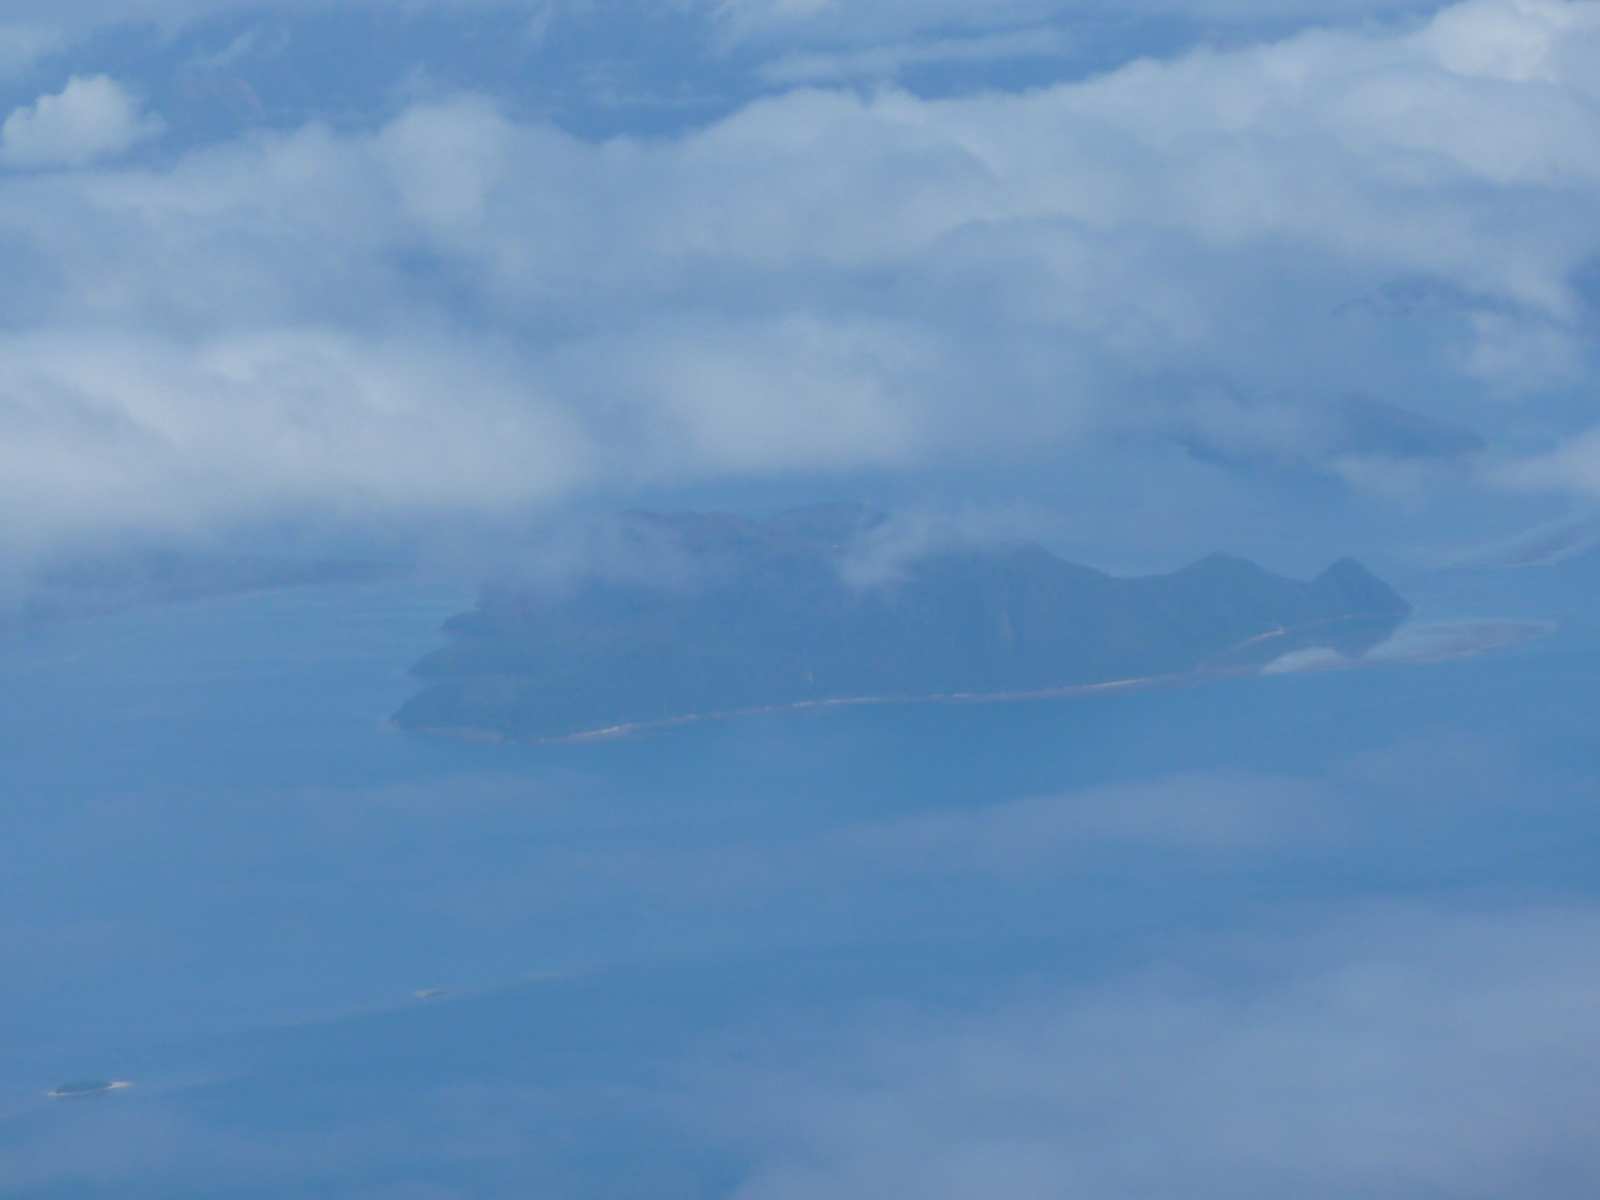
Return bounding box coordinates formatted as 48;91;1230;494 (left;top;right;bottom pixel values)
2;561;1598;1198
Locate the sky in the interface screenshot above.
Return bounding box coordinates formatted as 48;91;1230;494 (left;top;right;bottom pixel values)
2;0;1600;575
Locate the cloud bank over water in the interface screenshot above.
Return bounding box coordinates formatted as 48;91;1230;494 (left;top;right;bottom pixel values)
0;0;1597;562
703;904;1600;1200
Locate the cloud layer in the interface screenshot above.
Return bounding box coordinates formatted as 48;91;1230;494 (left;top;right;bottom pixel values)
0;0;1598;560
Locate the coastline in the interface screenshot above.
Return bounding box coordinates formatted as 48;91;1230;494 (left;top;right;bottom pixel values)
401;618;1553;747
406;671;1182;746
403;620;1561;752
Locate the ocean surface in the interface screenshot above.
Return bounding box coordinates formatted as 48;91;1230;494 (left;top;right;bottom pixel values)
1;561;1598;1198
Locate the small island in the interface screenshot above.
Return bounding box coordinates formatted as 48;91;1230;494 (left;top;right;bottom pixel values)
394;505;1413;743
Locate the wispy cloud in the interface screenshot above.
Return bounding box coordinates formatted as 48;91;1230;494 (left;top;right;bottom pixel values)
757;26;1076;85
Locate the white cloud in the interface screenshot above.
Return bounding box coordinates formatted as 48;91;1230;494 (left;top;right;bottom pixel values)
0;327;592;553
1421;0;1600;82
375;94;512;231
561;314;937;477
1493;423;1600;495
1;0;1600;551
697;904;1600;1200
0;76;164;169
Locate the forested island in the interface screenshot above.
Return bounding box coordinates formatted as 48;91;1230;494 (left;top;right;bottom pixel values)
394;505;1411;742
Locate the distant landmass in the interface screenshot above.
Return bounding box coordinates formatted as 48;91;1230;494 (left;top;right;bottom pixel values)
394;505;1412;743
1180;393;1486;473
12;550;403;626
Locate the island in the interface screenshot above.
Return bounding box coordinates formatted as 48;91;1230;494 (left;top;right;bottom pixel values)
393;505;1412;743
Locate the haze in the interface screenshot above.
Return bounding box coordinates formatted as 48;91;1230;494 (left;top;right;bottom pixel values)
3;2;1600;1197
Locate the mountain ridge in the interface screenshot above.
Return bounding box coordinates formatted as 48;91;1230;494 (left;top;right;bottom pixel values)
394;507;1411;742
